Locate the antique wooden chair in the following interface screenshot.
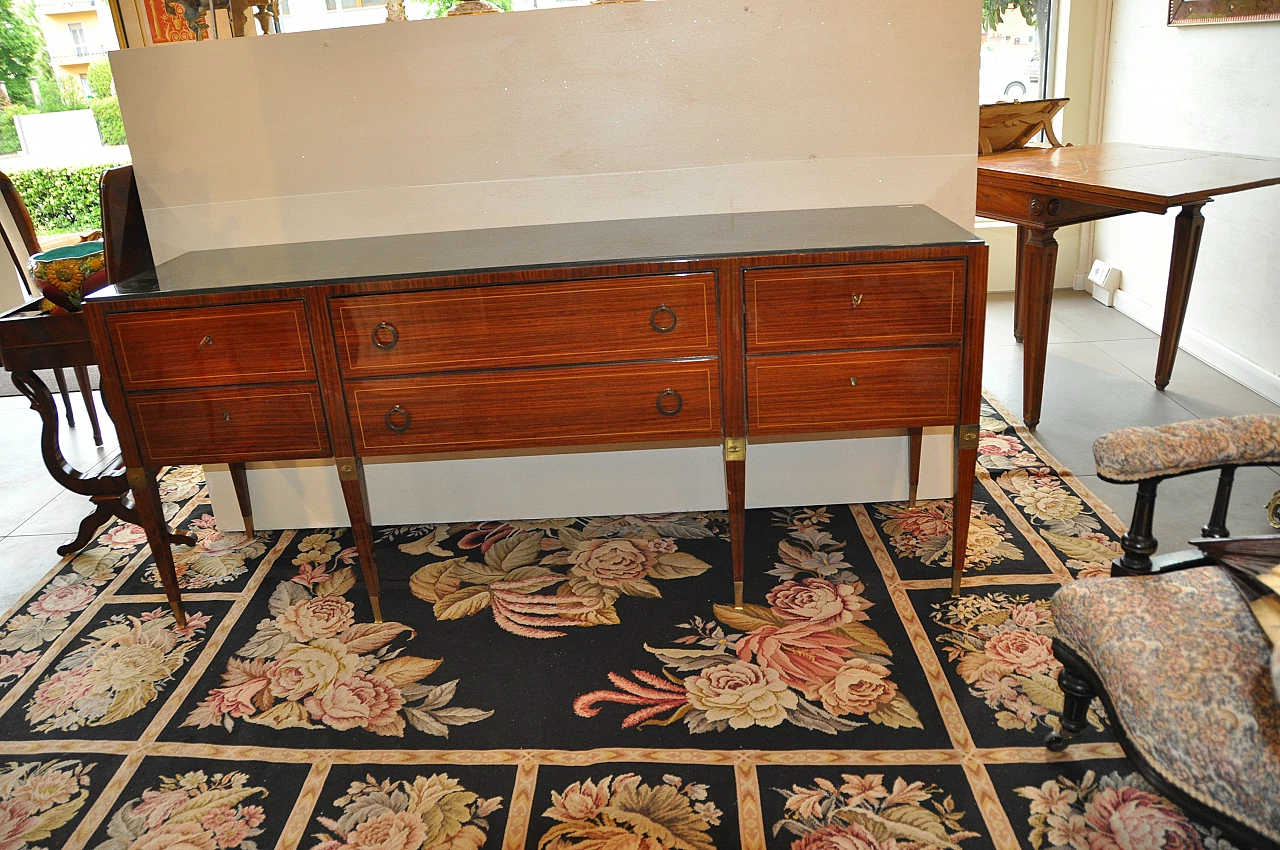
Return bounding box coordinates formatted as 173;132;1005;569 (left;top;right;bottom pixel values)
1044;415;1280;849
1;171;104;445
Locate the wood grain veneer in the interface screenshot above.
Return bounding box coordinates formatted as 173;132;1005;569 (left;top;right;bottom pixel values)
745;260;965;353
346;360;721;455
128;384;330;464
747;347;960;435
333;273;717;375
108;302;316;390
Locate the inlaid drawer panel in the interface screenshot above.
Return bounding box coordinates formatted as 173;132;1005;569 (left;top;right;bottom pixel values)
748;347;960;435
745;260;966;353
332;273;716;376
128;384;330;465
347;360;721;455
109;302;316;391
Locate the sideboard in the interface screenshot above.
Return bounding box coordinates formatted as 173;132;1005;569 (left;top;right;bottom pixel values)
85;205;988;628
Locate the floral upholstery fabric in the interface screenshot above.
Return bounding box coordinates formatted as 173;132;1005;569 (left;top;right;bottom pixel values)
1052;567;1280;844
1092;414;1280;482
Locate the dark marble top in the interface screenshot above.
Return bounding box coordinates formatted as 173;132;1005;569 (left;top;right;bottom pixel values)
101;205;981;299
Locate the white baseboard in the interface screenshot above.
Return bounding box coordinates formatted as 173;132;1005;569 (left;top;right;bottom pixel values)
1112;289;1280;407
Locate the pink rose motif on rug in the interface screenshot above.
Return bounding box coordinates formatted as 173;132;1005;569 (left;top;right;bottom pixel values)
404;513;723;638
92;770;267;850
575;509;921;734
0;759;94;850
874;501;1023;572
309;773;502;850
1016;770;1222;850
183;531;492;737
538;773;721;850
931;593;1105;735
773;773;981;848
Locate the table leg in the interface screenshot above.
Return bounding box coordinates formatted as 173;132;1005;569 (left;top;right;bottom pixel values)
907;427;922;507
1155;203;1206;390
1018;225;1060;429
336;456;382;623
724;438;746;611
52;368;75;427
72;365;103;446
1013;225;1027;343
228;461;255;536
127;466;186;629
951;435;978;597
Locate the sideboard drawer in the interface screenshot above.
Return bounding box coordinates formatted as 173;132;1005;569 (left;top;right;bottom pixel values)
347;361;721;455
128;385;330;464
748;347;960;435
109;302;316;391
745;260;966;353
332;273;717;376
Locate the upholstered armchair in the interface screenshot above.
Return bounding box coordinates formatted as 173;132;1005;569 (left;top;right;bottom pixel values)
1045;414;1280;849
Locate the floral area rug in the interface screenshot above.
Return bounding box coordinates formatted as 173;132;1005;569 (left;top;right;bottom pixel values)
0;397;1236;850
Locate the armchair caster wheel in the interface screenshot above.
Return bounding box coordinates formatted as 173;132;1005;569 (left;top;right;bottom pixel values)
1044;730;1068;752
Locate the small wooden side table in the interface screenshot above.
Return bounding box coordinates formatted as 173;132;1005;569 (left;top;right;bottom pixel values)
0;300;196;555
977;142;1280;428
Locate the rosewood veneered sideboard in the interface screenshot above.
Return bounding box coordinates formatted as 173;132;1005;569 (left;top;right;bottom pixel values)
84;205;988;628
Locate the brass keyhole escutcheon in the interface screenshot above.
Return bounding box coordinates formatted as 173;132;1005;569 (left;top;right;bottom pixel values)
850;294;863;308
650;305;678;333
223;411;231;421
849;377;858;387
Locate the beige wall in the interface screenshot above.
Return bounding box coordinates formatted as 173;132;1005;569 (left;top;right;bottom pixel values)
112;0;981;264
1094;0;1280;403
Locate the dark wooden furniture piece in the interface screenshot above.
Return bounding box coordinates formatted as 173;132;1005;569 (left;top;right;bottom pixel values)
1;172;105;445
976;142;1280;428
84;205;988;628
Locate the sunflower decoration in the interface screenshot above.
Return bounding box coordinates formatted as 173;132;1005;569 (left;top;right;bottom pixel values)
29;241;107;314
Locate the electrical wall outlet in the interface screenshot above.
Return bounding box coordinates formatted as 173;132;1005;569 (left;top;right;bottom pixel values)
1088;259;1120;307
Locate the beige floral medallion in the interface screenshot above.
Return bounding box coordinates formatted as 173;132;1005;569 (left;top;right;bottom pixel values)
309;773;503;850
539;773;721;850
92;770;268;850
0;759;95;850
773;772;981;849
25;608;209;732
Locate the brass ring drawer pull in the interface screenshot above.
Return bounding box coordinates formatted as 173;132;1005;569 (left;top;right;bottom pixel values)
385;405;411;433
198;334;214;349
650;304;678;333
371;321;399;350
656;388;683;416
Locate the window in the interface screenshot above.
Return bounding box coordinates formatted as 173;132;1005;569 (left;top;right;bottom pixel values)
979;0;1051;104
67;22;92;59
324;0;384;10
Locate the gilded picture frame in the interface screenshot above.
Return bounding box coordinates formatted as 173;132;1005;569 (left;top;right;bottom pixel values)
1168;0;1280;25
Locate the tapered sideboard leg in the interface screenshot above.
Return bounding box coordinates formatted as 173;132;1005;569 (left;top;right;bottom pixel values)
951;430;979;597
907;427;923;507
228;461;255;536
127;466;186;628
724;438;746;610
336;456;382;623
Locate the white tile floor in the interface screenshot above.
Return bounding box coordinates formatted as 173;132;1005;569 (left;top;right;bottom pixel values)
1;290;1277;613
